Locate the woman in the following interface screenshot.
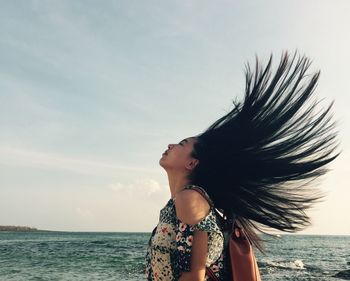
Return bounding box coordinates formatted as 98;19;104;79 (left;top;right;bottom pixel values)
145;51;341;281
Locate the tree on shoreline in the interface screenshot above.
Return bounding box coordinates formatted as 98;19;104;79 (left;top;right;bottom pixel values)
0;225;38;231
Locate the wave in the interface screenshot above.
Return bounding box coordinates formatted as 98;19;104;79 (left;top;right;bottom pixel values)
333;269;350;280
260;259;305;270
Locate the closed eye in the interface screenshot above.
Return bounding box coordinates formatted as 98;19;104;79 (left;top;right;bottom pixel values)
178;138;188;146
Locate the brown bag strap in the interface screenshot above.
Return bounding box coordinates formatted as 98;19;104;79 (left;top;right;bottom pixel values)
183;184;214;208
206;267;220;281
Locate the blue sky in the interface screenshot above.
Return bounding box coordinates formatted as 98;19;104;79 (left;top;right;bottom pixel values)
0;0;349;234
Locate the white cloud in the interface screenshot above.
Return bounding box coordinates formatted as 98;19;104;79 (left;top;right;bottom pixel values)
0;146;153;176
75;207;94;220
109;178;166;197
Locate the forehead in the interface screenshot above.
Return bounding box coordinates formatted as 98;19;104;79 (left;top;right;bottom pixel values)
181;137;197;144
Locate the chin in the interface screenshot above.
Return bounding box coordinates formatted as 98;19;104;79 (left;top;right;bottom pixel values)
158;158;168;170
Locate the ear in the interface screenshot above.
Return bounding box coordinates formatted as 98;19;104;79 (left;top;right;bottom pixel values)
185;158;199;170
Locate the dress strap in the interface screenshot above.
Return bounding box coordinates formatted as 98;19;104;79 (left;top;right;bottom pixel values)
184;184;214;208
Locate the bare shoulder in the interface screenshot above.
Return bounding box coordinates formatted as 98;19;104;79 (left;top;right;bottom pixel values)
175;189;211;225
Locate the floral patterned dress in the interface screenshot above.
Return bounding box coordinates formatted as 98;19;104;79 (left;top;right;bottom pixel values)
145;185;228;281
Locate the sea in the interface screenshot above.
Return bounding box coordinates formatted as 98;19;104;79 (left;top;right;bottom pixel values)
0;231;349;281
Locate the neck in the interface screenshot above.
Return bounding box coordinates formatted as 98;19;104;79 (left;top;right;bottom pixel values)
166;171;190;198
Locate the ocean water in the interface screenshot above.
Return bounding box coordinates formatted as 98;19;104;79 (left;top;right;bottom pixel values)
0;231;349;281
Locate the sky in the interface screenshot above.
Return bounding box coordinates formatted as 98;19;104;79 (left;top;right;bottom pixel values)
0;0;349;234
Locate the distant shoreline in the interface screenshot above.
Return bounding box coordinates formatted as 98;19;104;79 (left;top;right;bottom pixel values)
0;227;348;236
0;225;39;232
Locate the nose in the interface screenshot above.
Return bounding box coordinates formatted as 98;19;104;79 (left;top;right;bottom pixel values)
168;144;174;149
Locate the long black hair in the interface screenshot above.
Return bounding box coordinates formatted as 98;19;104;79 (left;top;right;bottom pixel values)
188;50;341;251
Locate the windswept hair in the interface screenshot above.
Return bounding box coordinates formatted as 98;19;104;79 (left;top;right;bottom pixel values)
188;50;341;251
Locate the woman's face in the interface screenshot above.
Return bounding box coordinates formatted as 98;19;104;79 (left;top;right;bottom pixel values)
159;137;198;172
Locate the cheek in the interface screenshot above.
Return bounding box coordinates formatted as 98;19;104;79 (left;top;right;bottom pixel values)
168;152;189;167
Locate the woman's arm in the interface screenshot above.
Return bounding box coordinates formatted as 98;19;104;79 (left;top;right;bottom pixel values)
175;189;211;281
178;230;208;281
